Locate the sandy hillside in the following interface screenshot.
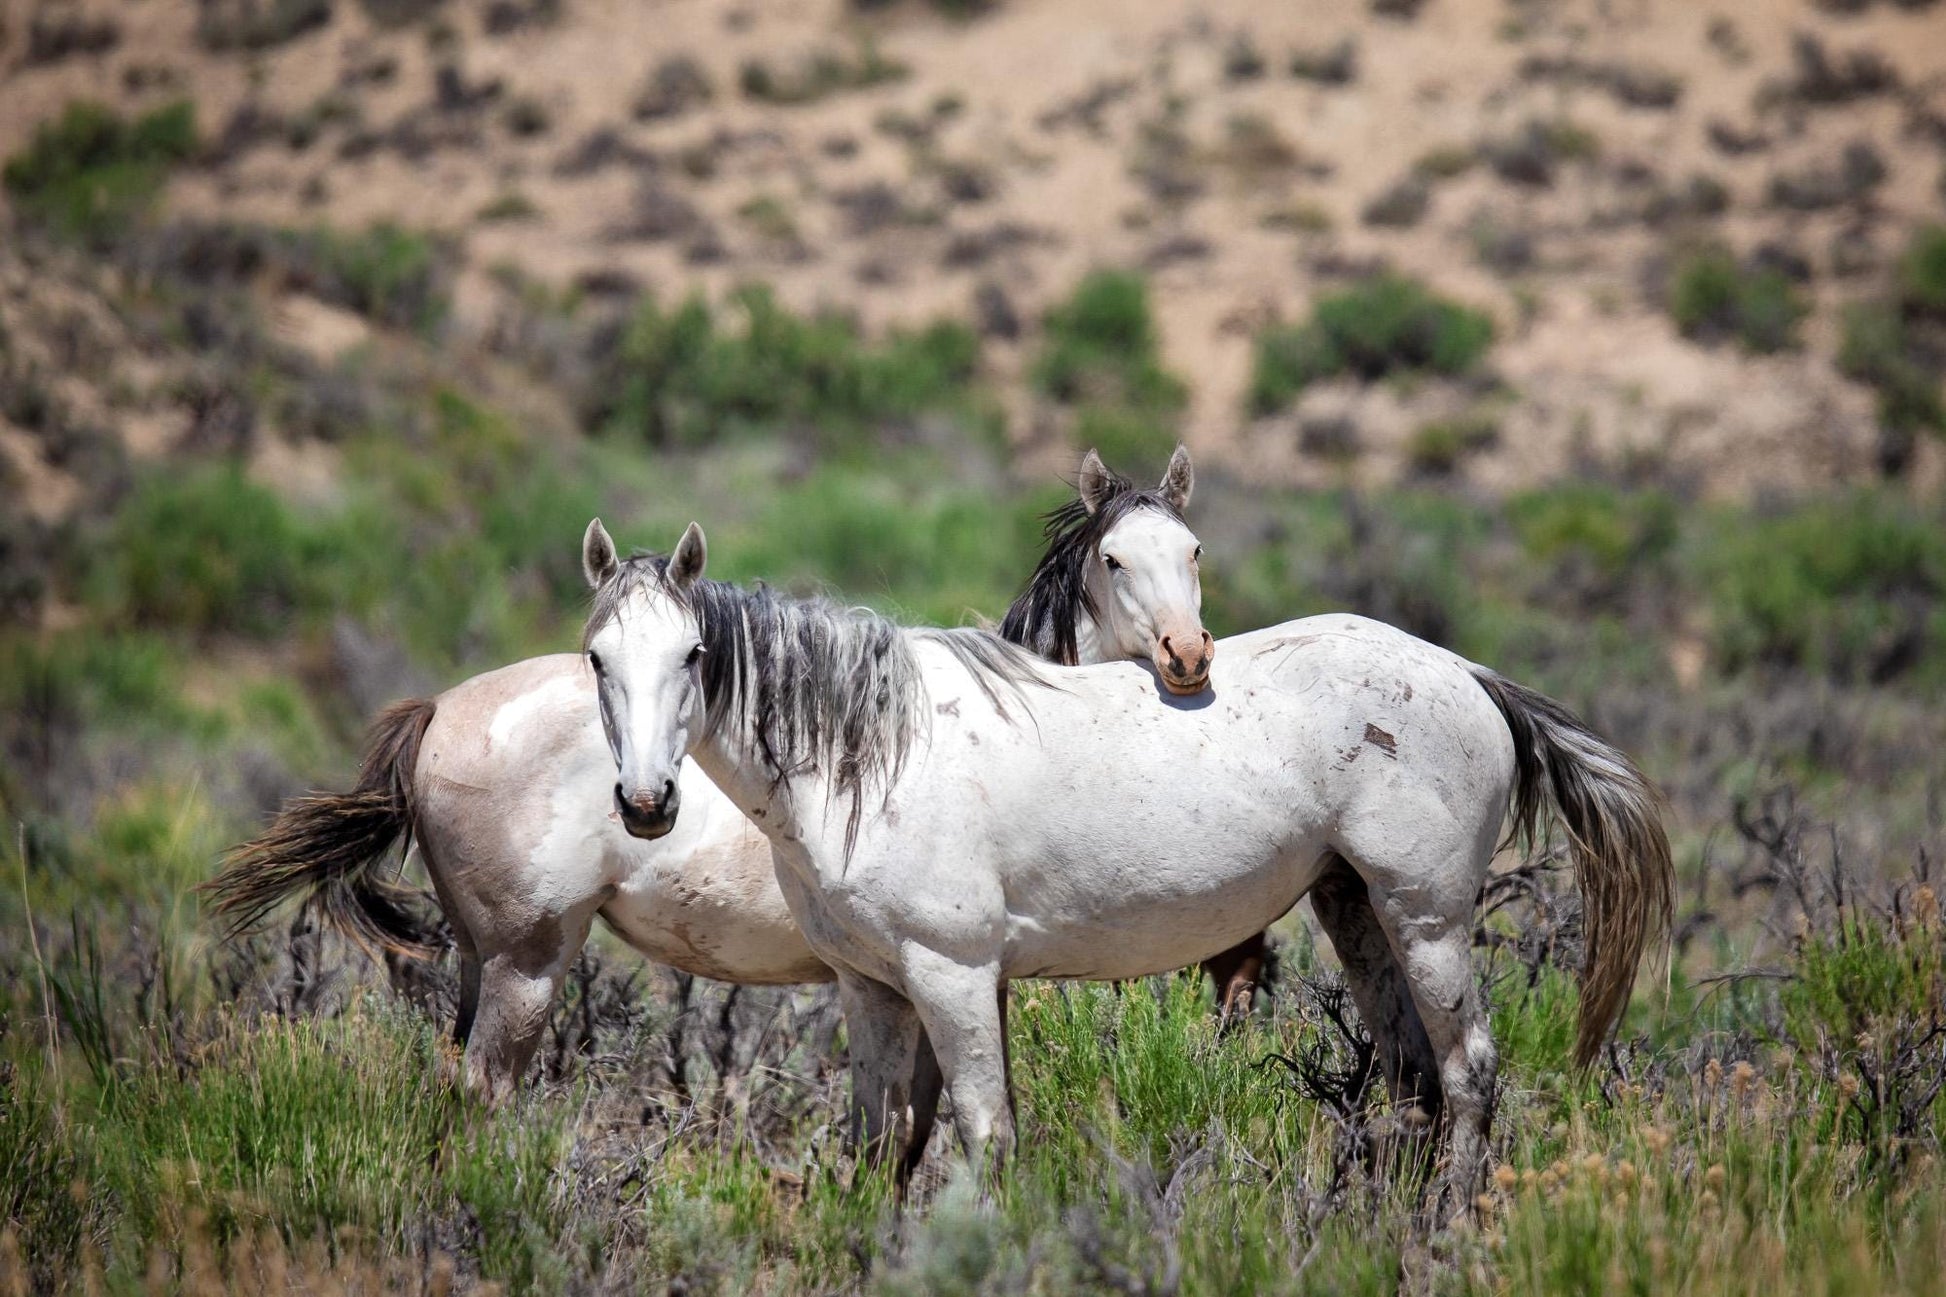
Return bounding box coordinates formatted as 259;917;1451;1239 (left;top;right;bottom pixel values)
3;0;1945;496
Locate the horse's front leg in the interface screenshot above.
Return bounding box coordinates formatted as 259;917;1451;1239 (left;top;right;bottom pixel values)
901;947;1014;1171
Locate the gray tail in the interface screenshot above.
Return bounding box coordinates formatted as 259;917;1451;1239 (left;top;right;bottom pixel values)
1471;668;1674;1067
203;698;443;960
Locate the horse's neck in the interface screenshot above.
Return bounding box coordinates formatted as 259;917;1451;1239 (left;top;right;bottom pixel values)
689;730;792;836
1069;609;1107;666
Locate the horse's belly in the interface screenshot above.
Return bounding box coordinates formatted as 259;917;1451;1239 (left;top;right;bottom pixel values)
999;848;1324;981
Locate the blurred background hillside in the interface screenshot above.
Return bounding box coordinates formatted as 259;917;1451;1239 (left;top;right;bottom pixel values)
2;0;1945;1289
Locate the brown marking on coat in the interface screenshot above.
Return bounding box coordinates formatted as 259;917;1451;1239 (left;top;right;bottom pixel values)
1363;722;1398;758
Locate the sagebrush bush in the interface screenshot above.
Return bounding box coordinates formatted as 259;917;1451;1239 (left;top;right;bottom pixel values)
1248;275;1494;415
1896;224;1946;318
2;99;196;244
1668;245;1807;353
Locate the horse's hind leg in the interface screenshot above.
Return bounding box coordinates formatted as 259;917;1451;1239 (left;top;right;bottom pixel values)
1309;854;1441;1125
463;902;601;1105
901;1031;944;1185
836;970;930;1180
1353;862;1499;1212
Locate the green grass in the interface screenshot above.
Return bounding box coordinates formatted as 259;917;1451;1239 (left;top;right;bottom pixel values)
76;466;394;640
5;899;1940;1293
1249;275;1495;416
2;99;196;245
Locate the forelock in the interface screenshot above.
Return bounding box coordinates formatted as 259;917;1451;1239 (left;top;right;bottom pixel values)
583;552;688;650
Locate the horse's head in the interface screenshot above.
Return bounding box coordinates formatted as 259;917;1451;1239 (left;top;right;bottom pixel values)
581;518;709;840
1078;445;1214;695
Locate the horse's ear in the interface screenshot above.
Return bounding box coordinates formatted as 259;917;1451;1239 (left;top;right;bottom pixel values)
583;518;619;590
669;521;708;590
1160;444;1193;511
1077;448;1113;516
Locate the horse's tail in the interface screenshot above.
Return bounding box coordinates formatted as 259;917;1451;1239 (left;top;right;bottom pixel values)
1470;668;1673;1068
203;697;443;960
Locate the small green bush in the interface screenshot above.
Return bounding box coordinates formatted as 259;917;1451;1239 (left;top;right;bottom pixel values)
1072;406;1179;477
2;100;196;244
1406;412;1497;475
1839;303;1945;439
196;0;333;50
1248;275;1494;415
738;40;907;106
300;223;450;333
1029;270;1187;460
602;286;982;452
1896;224;1946;318
1694;493;1946;682
1668;246;1807;353
80;467;388;639
1030;269;1185;412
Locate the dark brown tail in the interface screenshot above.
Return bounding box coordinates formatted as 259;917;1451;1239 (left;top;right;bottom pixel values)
1471;668;1674;1068
203;698;443;959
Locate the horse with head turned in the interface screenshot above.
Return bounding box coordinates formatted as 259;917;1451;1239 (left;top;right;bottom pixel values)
207;449;1231;1139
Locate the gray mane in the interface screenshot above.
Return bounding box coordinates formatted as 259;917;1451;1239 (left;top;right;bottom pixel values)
586;556;1044;854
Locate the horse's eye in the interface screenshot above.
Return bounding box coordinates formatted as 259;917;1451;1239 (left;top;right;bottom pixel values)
587;651;604;674
1192;545;1202;563
1104;555;1124;573
686;644;706;667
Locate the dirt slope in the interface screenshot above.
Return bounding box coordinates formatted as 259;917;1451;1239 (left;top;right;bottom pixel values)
3;0;1945;495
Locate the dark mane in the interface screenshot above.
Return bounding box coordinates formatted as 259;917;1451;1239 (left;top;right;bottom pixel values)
997;469;1187;664
585;556;1042;855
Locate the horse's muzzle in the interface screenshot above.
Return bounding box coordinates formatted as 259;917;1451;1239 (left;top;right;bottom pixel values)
1158;630;1215;695
615;782;679;839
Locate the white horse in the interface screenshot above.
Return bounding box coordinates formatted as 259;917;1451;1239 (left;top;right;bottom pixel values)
580;521;1673;1197
209;450;1212;1129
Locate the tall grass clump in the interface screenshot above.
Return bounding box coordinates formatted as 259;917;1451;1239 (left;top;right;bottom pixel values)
599;286;983;453
1030;269;1186;467
2;99;197;245
3;1000;575;1288
1248;275;1494;415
